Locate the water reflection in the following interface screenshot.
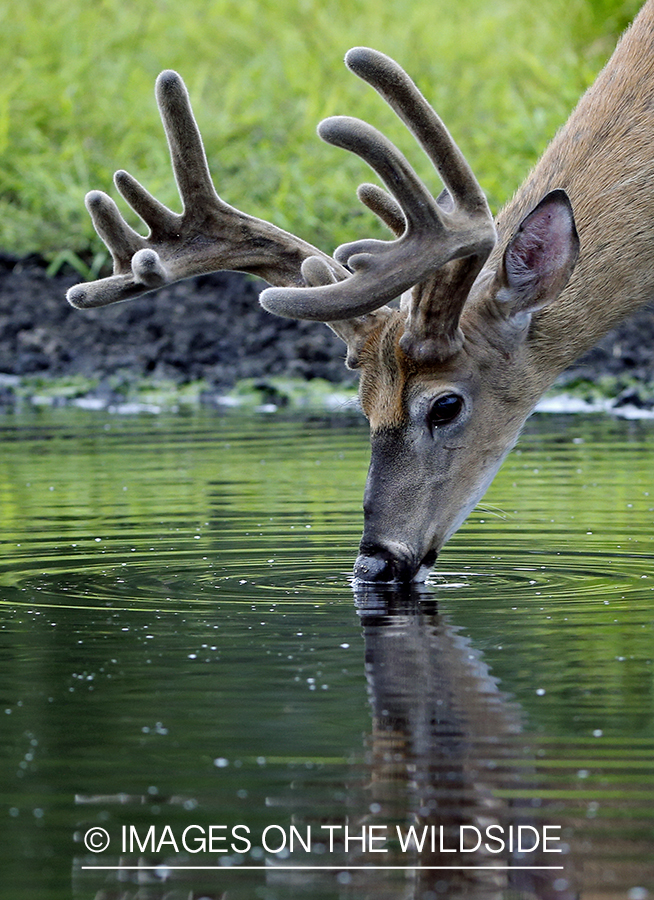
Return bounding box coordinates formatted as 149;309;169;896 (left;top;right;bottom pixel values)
1;409;653;899
352;583;574;900
71;577;654;900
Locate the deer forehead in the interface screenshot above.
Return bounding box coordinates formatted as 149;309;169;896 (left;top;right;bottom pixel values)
356;316;481;430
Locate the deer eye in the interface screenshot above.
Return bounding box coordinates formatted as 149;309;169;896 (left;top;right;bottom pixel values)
427;393;464;428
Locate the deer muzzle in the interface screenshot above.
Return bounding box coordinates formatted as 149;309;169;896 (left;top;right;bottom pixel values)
353;427;443;583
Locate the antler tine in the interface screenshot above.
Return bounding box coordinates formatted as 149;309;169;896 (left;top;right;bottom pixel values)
67;71;348;311
260;49;496;336
68;72;208;309
357;183;405;237
114;170;179;241
66;190;157;308
345;47;489;218
84;189;148;275
261;114;463;320
154;70;220;217
323;115;441;234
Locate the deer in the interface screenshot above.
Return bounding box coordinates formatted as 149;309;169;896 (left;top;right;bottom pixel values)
67;0;654;584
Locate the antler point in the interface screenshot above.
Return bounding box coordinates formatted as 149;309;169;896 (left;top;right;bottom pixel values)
317;115;348;142
132;248;168;287
155;69;186;104
156;69;181;86
66;285;90;309
85;190;107;211
345;47;378;71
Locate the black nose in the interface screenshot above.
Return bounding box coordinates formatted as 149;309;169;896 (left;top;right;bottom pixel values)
353;545;414;583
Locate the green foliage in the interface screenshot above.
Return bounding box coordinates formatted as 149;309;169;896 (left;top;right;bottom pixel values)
574;0;643;41
0;0;638;259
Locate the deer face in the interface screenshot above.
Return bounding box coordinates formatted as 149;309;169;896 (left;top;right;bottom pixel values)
351;191;579;583
352;318;529;581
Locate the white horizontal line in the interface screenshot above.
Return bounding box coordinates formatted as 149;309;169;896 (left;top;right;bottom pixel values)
82;865;564;871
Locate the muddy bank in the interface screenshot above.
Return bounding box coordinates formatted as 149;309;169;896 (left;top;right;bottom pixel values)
1;253;653;408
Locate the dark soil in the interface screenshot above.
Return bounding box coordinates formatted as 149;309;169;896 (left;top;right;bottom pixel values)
1;252;653;403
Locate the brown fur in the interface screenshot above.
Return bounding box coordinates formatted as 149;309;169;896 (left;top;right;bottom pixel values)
495;0;654;381
357;316;410;429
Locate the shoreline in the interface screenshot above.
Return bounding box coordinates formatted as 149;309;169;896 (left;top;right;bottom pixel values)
2;253;654;417
2;371;653;420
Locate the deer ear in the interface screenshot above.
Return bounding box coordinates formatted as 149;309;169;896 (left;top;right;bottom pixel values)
498;189;579;317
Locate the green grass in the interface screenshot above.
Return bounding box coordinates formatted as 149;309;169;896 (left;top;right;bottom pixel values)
0;0;641;261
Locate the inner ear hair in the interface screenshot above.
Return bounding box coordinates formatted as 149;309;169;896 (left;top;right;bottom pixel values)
499;189;579;316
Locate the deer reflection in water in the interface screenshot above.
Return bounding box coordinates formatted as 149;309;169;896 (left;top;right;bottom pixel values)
79;588;652;900
345;585;576;900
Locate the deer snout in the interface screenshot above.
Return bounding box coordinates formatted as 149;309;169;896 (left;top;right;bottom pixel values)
353;549;402;582
353;542;436;583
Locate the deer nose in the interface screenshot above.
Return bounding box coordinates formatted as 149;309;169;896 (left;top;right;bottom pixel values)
353;543;415;583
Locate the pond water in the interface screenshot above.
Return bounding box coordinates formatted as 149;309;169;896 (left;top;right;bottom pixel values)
0;406;652;900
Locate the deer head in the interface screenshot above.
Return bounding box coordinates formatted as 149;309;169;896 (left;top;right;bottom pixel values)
67;48;579;584
334;187;579;583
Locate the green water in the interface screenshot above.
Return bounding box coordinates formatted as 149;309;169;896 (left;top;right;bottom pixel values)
0;407;652;899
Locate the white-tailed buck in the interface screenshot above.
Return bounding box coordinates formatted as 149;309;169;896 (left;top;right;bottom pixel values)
68;1;654;582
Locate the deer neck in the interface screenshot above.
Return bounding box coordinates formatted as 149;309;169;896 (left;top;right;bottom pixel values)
486;0;654;387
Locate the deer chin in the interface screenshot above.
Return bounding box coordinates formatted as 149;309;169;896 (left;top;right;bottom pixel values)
414;549;439;582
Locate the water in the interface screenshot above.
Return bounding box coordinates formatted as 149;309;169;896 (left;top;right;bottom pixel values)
0;407;652;900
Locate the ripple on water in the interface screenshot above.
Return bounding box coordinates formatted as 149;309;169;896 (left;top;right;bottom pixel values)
3;544;652;615
1;410;654;900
